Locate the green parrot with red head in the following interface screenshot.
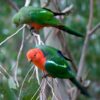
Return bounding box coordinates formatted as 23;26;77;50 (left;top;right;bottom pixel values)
26;45;90;97
13;6;84;37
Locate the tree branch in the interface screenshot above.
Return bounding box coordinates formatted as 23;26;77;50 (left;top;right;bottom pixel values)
53;2;77;72
6;0;19;11
89;22;100;36
77;0;94;80
13;0;31;88
24;0;31;7
57;32;77;72
13;28;25;87
0;25;25;46
72;0;94;99
18;65;33;100
62;4;73;14
41;0;51;7
87;0;94;32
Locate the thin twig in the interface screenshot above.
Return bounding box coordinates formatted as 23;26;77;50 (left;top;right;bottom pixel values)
89;22;100;36
18;65;33;100
12;0;31;88
46;79;59;100
13;28;25;87
0;64;11;78
0;25;26;46
87;0;94;32
33;32;44;45
44;29;52;43
62;4;73;14
35;67;40;85
28;67;35;83
0;71;5;76
41;0;51;7
36;95;40;100
0;65;11;77
24;0;31;7
31;80;44;100
6;0;19;11
39;79;48;100
53;0;61;12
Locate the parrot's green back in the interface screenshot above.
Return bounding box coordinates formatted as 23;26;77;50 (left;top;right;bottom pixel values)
36;45;75;78
13;6;61;25
13;6;84;37
36;45;90;97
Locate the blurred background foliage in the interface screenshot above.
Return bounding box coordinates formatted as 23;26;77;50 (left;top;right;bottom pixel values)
0;0;100;100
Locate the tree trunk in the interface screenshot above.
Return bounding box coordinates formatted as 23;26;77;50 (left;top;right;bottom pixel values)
39;1;70;100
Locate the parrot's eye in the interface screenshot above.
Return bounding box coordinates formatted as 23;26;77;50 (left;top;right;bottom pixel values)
34;54;37;57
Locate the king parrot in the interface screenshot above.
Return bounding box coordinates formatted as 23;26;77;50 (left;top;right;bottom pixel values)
26;45;90;97
13;6;84;37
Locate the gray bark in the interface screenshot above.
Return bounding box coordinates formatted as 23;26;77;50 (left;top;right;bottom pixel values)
39;1;70;100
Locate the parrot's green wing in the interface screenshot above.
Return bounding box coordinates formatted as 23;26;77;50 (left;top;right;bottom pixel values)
45;58;91;97
43;8;67;16
45;57;75;79
13;6;56;25
13;6;84;37
57;50;72;62
18;6;60;25
29;7;84;37
36;45;90;97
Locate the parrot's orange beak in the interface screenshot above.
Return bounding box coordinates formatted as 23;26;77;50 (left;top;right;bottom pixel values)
27;58;32;63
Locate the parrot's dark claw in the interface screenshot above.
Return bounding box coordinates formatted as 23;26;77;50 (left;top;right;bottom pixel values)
30;27;39;35
30;27;34;35
42;74;49;78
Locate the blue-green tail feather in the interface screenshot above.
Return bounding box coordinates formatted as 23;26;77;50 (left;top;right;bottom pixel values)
70;78;91;97
56;25;84;38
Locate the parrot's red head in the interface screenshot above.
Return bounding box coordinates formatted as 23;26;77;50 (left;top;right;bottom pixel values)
26;48;41;62
26;48;46;71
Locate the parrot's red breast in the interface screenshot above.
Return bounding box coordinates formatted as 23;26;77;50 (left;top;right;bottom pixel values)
26;48;46;71
30;23;49;30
